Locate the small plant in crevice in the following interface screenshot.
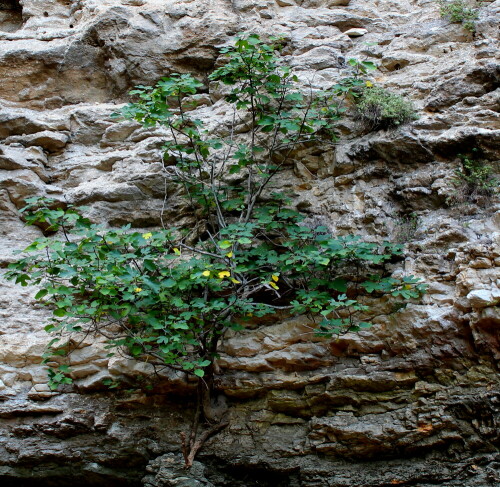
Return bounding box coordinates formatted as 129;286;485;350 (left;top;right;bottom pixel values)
354;86;418;130
447;149;499;206
438;0;482;32
330;56;418;132
394;212;420;244
331;57;378;109
6;34;426;467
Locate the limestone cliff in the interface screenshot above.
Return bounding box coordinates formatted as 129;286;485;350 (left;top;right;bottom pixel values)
0;1;499;486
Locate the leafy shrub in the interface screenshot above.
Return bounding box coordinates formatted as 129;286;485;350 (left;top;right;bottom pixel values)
329;58;378;116
438;0;481;32
355;86;418;130
6;34;426;466
448;149;499;205
332;58;378;99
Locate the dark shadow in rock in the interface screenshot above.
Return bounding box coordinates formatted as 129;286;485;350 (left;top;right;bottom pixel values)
202;458;300;487
0;474;141;487
0;0;23;32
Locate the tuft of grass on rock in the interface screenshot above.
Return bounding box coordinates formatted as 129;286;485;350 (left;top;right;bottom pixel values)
355;86;418;130
438;0;481;32
448;149;499;206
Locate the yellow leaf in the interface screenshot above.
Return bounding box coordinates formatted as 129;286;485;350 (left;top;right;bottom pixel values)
271;274;279;282
202;271;211;277
365;81;373;87
142;232;153;240
230;278;241;284
218;271;231;279
269;282;279;290
226;251;234;258
134;287;142;293
173;248;181;255
404;284;412;290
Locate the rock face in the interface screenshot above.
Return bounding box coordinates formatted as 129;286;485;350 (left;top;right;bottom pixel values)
0;1;499;486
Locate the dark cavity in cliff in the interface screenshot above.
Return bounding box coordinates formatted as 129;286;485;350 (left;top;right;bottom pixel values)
0;475;141;487
0;0;22;32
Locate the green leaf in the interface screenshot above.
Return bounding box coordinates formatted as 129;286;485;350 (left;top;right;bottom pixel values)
162;278;176;288
257;115;276;127
237;237;252;245
35;289;48;300
359;322;372;329
172;322;190;330
330;278;347;293
284;92;304;102
362;61;377;71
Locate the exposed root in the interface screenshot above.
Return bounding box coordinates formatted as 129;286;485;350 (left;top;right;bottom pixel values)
181;421;229;468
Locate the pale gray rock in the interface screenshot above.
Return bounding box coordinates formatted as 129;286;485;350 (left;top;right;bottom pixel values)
21;130;70;152
143;454;214;487
343;27;367;37
467;288;500;308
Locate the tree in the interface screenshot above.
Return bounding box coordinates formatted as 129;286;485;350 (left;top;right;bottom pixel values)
6;34;425;467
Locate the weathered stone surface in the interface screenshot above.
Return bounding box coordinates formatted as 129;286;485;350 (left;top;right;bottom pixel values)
143;454;214;487
468;288;500;308
0;0;499;486
21;130;70;152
